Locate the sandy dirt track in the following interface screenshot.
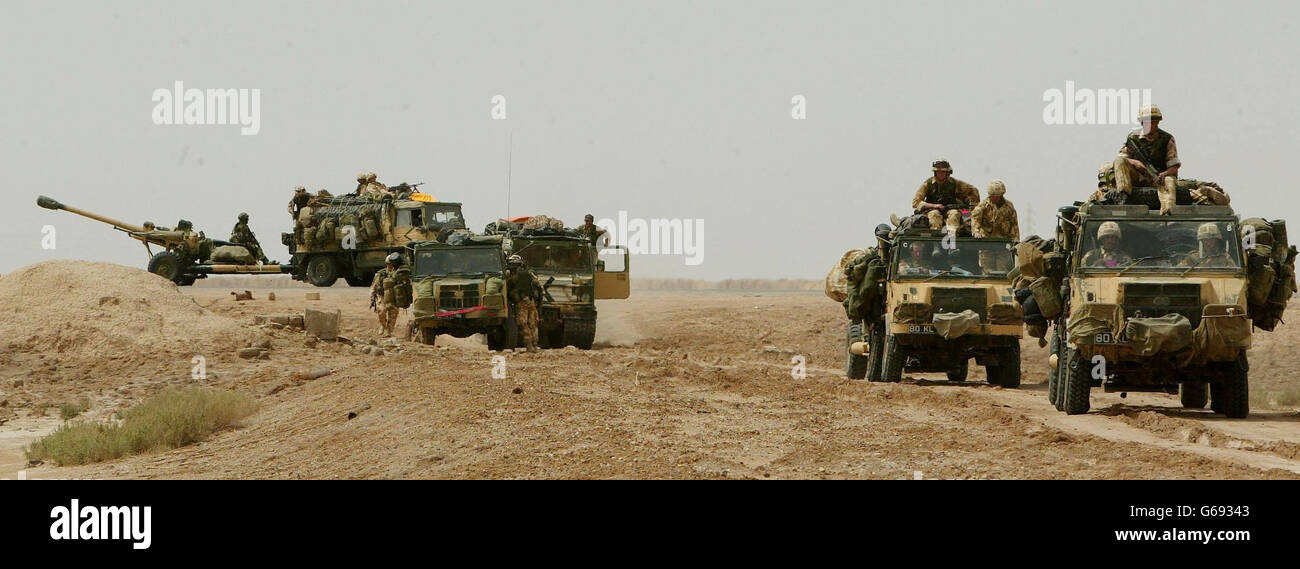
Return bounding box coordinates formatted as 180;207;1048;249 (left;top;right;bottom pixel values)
2;262;1299;479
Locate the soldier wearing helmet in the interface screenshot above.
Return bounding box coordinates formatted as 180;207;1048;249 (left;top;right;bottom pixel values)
229;212;270;264
1113;104;1180;197
288;186;310;218
912;159;981;233
360;171;390;200
1089;162;1118;203
355;172;369;195
370;252;412;337
970;180;1019;240
505;254;543;353
1081;221;1134;268
1179;223;1233;268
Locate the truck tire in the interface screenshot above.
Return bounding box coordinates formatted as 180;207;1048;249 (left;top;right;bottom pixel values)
946;359;968;382
562;318;596;350
1061;347;1091;415
419;327;437;346
846;321;868;380
1180;382;1209;409
991;343;1021;388
488;316;520;352
1047;331;1061;406
1210;383;1224;414
1218;353;1250;419
882;335;904;383
147;251;186;283
305;255;339;287
345;274;372;287
865;325;886;382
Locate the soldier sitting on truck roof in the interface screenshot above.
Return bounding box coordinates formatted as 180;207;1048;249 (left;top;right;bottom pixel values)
288;186;310;219
230;212;271;264
912;159;980;234
1081;221;1135;268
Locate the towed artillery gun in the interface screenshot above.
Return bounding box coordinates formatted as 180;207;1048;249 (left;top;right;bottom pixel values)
37;195;290;285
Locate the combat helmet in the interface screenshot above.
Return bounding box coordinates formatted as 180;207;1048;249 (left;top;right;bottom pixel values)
1197;222;1223;241
1098;162;1115;187
987;180;1006;196
1138;104;1162;122
238;212;249;222
931;159;953;173
506;254;523;266
385;252;403;266
1097;221;1122;240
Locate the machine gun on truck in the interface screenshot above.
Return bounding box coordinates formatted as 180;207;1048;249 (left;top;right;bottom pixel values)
36;195;290;285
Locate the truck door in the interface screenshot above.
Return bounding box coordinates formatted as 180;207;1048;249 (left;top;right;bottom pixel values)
595;246;630;299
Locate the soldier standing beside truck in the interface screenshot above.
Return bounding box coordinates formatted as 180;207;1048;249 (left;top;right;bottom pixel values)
506;254;542;353
370;252;412;337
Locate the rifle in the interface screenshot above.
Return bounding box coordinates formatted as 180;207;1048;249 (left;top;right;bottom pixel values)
389;182;425;194
1123;136;1161;178
540;275;555;303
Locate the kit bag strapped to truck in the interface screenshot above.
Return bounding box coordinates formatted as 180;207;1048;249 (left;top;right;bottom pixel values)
210;244;255;265
1241;218;1296;331
393;267;413;309
842;249;887;322
1190;305;1252;362
826;249;867;303
1067;303;1124;344
932;309;981;339
1122;313;1193;357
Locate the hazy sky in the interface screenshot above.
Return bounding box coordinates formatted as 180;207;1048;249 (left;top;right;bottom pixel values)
4;0;1297;279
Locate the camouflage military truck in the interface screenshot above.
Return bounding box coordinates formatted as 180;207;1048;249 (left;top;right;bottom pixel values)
285;194;466;287
407;236;519;350
846;226;1024;385
1046;202;1295;418
37;195;289;285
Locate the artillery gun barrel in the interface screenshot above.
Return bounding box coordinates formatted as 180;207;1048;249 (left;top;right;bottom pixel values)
37;195;147;233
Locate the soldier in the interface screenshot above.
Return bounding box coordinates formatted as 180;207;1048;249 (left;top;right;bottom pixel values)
577;214;610;247
370;253;411;337
1180;223;1233;268
354;172;368;196
1114;104;1179;213
970;181;1020;240
364;172;389;197
912;159;981;233
505;254;542;353
1081;221;1134;268
1089;162;1117;203
229;212;270;264
288;186;310;219
896;241;937;274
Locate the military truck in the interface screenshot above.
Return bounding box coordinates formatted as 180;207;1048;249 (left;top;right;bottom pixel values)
847;228;1024;385
1046;202;1292;418
37;195;290;285
407;237;519;349
503;232;630;349
285;194;466;287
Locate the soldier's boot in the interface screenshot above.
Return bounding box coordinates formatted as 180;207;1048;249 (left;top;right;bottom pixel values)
1159;175;1177;215
944;209;964;234
889;213;902;227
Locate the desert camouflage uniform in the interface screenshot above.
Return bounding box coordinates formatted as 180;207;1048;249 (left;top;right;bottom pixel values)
507;265;542;352
1114;127;1179;192
577;223;609;247
229;215;269;263
912;177;980;231
370;267;404;336
970;201;1019;240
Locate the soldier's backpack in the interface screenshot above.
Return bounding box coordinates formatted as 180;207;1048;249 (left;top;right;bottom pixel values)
393;267;413;309
211;245;255;265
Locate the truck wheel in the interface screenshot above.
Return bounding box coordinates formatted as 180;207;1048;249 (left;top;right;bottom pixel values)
488;316;520;352
562;318;596;350
344;274;372;287
1061;347;1091;415
1210;383;1224;414
882;335;904;383
1180;382;1209;409
846;321;868;380
147;251;186;283
865;325;886;382
419;327;437;346
946;359;968;382
1218;353;1250;419
1047;331;1062;408
993;343;1021;388
305;255;339;287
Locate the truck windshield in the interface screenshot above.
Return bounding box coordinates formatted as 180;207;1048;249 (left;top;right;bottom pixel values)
516;241;593;271
893;238;1015;279
414;247;501;276
423;204;466;229
1077;220;1243;272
